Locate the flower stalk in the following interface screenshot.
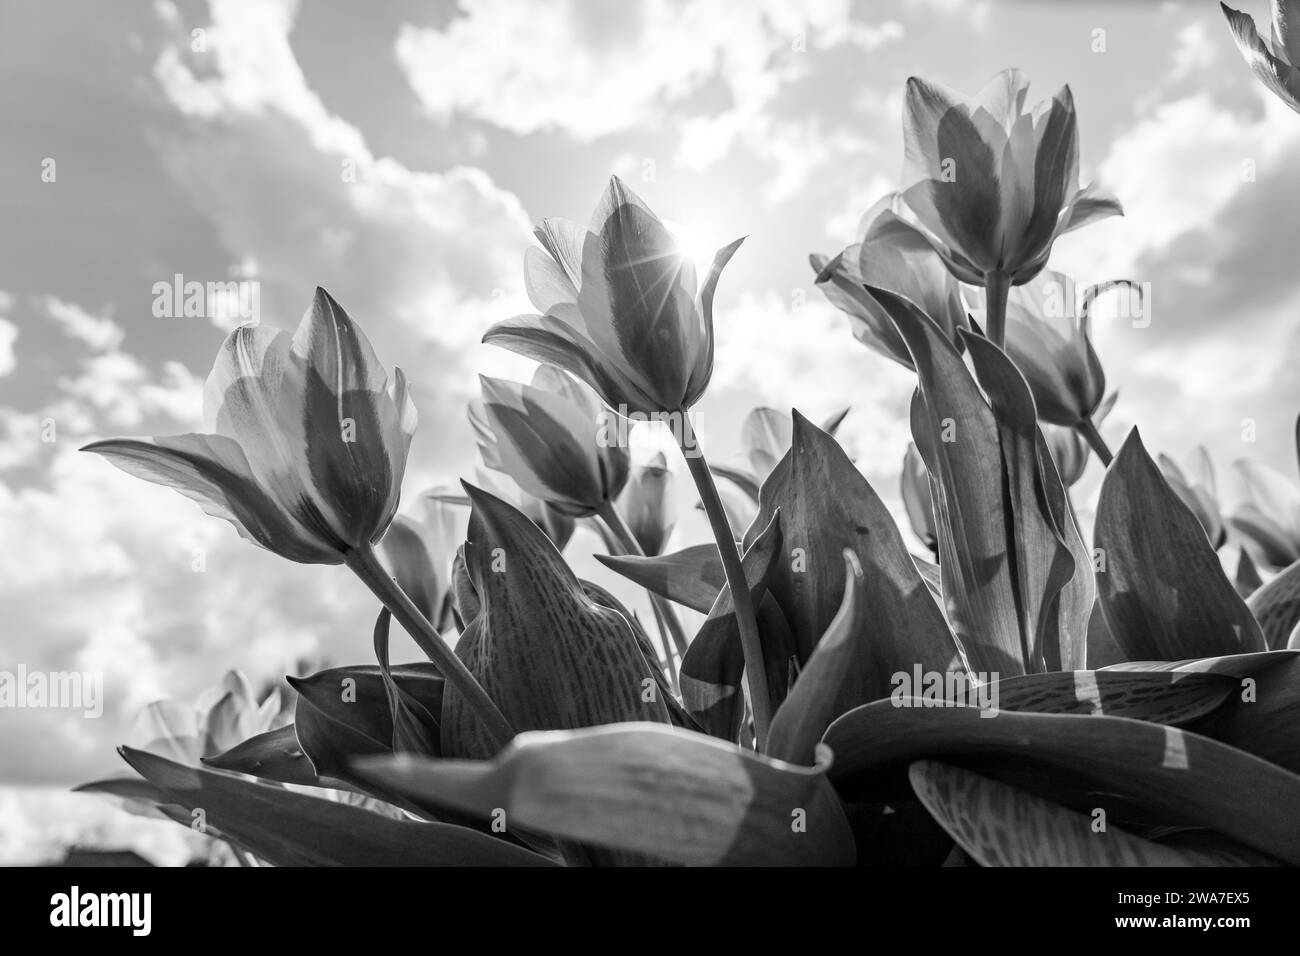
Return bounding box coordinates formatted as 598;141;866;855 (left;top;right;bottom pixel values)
679;429;773;750
345;544;515;750
1076;416;1113;467
984;270;1011;349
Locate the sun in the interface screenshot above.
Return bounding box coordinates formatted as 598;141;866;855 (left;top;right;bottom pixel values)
662;218;716;267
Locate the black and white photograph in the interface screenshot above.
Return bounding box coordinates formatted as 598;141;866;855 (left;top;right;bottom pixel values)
0;0;1298;918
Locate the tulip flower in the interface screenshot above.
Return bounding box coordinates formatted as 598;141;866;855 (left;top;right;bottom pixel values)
901;68;1122;346
1158;447;1227;550
84;287;416;565
1042;391;1115;486
617;451;676;556
900;442;937;554
1222;1;1300;114
1230;458;1300;569
472;365;629;518
487;176;770;745
984;270;1131;464
484;176;742;417
811;194;967;368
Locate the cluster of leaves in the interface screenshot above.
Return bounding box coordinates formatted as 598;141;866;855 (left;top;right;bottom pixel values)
78;48;1300;866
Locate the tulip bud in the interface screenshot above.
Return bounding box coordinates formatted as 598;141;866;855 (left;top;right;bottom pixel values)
999;270;1106;427
618;451;676;555
812;194;967;367
900;69;1121;287
472;365;629;517
484;176;743;415
84;288;416;565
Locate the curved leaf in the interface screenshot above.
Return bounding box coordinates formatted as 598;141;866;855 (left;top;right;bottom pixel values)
203;724;319;787
595;543;724;614
1246;558;1300;649
356;723;855;866
120;747;554;866
823;700;1300;862
444;483;671;761
909;760;1277;866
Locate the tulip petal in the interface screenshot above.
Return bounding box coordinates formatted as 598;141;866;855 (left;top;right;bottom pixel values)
82;434;338;564
355;723;855;866
1056;181;1124;235
1222;2;1300;112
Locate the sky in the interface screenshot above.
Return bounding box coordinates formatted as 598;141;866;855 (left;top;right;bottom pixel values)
1;0;1298;860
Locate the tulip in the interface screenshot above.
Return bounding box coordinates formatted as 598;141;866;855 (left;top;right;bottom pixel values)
484;175;743;416
486;176;768;744
1158;448;1227;550
1230;459;1300;569
1042;391;1114;486
1222;0;1300;114
900;441;937;554
472;365;629;517
811;194;967;368
617;451;676;556
901;68;1122;346
84;287;416;565
130;670;286;768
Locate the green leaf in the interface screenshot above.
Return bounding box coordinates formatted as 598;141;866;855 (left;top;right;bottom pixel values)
964;332;1092;671
1246;558;1300;649
678;511;795;740
767;550;867;765
444;483;671;761
1095;430;1266;660
288;662;444;784
372;609;441;756
355;723;855;866
1190;652;1300;774
595;543;725;614
824;700;1300;862
119;747;555;866
983;669;1235;724
909;760;1276;865
872;286;1028;676
748;410;966;679
1102;648;1297;677
203;724;320;787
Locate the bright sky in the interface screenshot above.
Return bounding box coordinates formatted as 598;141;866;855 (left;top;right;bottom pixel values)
2;0;1298;856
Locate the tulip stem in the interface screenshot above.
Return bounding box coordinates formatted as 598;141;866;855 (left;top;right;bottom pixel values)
597;503;687;692
597;504;691;655
1076;416;1114;467
345;545;515;750
679;427;773;751
984;270;1011;349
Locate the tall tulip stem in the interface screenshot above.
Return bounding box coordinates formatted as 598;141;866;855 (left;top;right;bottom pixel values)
984;269;1011;349
1076;416;1114;467
678;426;773;750
345;545;515;750
597;503;690;662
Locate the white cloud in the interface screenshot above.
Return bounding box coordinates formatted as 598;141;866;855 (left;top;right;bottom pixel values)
45;297;125;352
0;320;16;377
